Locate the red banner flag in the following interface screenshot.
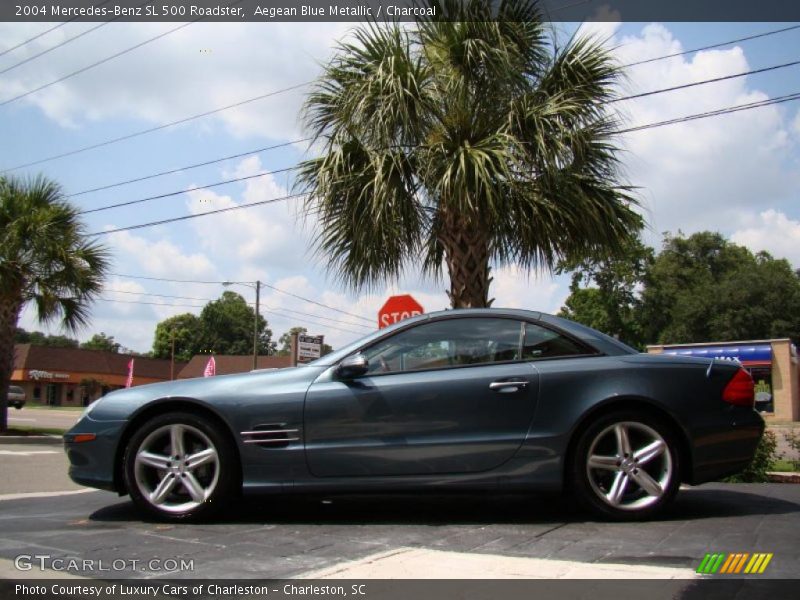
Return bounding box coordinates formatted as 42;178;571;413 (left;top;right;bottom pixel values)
203;355;216;377
125;359;134;388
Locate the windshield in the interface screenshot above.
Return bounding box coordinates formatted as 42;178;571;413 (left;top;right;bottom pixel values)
306;313;431;366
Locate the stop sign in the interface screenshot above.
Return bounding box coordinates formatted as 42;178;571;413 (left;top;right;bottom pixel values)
378;294;424;329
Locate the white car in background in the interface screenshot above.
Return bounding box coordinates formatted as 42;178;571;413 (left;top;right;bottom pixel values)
7;385;26;409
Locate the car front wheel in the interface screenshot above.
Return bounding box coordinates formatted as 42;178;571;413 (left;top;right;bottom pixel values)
571;411;680;520
123;411;237;521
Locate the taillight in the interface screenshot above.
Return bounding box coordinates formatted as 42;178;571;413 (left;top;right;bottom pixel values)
722;368;755;407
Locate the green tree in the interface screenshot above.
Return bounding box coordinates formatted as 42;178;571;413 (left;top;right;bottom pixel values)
152;313;204;362
14;328;79;348
640;232;800;344
80;332;121;353
277;327;307;356
199;291;276;356
557;237;653;347
0;175;109;431
297;0;641;308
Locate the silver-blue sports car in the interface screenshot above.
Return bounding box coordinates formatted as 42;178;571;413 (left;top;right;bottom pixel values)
65;308;764;521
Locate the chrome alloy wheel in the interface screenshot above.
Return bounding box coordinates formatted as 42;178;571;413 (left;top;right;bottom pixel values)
585;421;673;511
133;424;220;514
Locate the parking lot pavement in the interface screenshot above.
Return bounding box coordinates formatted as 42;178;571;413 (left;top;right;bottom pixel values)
0;443;83;496
0;483;797;580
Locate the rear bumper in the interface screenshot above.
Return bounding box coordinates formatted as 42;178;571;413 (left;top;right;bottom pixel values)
64;418;127;493
689;408;765;485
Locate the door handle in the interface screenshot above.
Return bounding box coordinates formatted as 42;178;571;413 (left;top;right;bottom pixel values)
489;380;529;392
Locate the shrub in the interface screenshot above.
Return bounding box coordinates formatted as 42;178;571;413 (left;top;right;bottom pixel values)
783;429;800;471
724;429;779;483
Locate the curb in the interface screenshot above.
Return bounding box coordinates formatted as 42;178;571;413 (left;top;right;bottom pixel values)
0;435;63;446
767;471;800;484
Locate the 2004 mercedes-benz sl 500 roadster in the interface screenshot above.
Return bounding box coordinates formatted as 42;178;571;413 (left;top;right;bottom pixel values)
65;308;764;521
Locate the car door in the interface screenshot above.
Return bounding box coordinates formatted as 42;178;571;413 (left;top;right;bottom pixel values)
304;316;539;477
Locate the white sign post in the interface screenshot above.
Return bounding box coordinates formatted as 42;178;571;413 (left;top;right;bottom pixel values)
293;333;324;365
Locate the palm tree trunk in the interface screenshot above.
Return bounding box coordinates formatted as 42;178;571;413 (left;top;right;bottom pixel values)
0;296;22;433
439;211;494;308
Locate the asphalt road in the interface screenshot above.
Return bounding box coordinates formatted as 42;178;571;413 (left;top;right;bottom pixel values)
0;443;80;496
0;471;797;579
1;443;798;581
6;406;81;431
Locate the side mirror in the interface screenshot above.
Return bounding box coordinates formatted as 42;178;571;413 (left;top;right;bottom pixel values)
337;353;369;379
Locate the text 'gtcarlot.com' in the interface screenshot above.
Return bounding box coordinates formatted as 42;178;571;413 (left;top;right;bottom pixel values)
14;554;194;573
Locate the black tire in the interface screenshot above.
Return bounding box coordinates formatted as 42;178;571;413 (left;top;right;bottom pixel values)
123;411;238;521
570;410;681;521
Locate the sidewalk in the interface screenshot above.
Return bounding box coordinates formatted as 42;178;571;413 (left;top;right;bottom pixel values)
301;547;697;579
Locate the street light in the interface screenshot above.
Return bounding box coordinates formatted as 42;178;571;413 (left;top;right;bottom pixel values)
222;280;261;370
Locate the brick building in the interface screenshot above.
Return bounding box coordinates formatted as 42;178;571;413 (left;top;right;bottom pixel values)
11;344;185;407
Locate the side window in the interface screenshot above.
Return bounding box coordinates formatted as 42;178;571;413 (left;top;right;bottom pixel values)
522;323;591;360
362;318;523;374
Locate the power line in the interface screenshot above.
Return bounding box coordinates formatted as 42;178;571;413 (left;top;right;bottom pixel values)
0;20;195;108
5;24;798;173
96;296;366;335
86;89;800;236
264;303;372;331
260;307;371;336
103;287;373;331
0;1;116;59
79;166;299;214
622;24;800;68
620;91;800;134
0;80;311;173
88;191;306;235
0;23;71;59
68;138;310;198
107;272;375;324
0;19;115;76
63;58;800;203
612;59;800;104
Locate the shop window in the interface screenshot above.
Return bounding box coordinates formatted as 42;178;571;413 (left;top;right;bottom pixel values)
749;367;773;413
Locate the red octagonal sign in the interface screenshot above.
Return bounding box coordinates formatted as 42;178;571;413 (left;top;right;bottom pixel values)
378;294;424;329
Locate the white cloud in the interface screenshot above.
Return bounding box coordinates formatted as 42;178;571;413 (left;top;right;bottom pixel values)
731;210;800;266
106;229;216;278
185;156;310;269
0;22;352;139
611;24;797;242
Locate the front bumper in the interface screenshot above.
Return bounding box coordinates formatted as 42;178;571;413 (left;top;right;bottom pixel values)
64;418;128;493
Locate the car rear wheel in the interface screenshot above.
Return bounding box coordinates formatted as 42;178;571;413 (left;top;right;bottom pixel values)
123;412;237;521
571;411;680;520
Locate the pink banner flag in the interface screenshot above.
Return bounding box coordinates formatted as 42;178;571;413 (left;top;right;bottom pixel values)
125;359;134;388
203;355;216;377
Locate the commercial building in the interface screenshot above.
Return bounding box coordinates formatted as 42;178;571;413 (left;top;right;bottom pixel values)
177;355;292;378
647;339;799;422
11;344;184;407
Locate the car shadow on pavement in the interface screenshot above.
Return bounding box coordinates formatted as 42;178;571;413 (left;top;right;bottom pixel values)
88;484;800;526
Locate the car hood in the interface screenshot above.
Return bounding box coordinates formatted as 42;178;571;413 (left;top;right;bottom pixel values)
85;365;328;422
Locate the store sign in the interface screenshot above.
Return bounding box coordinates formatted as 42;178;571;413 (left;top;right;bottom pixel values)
297;334;323;363
663;344;772;365
28;369;70;381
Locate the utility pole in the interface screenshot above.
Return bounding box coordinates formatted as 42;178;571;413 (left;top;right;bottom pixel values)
170;328;176;380
253;280;261;370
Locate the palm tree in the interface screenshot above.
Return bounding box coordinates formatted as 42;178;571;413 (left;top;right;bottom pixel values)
0;175;109;431
297;0;642;307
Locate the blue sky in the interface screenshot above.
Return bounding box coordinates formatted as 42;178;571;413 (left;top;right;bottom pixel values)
2;20;799;353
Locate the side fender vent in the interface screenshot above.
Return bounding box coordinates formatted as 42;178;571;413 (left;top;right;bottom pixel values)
241;423;299;447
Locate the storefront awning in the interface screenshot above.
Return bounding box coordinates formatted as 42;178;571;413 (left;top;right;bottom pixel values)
662;344;772;366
